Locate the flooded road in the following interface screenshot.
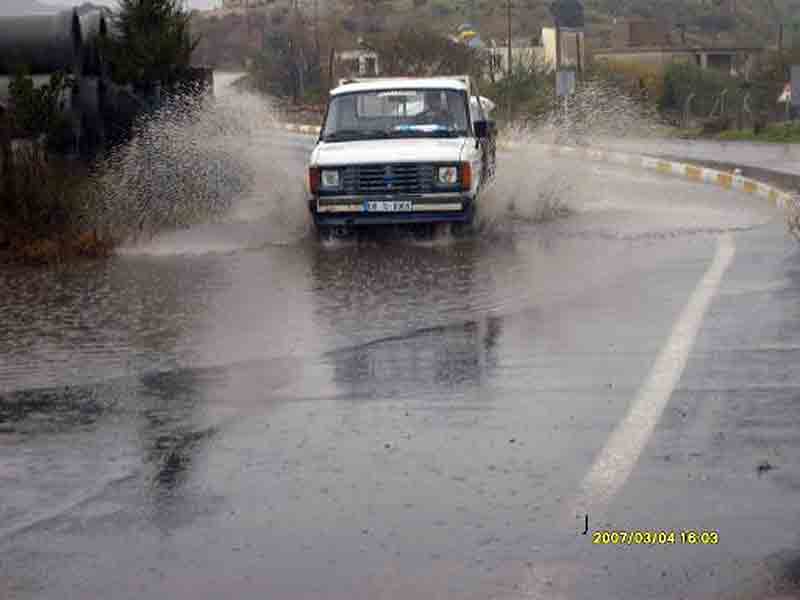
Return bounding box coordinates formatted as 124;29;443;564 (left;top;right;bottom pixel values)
2;78;800;599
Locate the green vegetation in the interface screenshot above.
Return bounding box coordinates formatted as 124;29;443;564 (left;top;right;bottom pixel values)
483;62;554;126
717;121;800;143
248;24;322;103
8;70;75;152
368;26;480;78
1;71;110;263
790;207;800;241
104;0;198;89
659;63;770;119
596;48;800;140
2;0;200;264
0;142;111;263
246;22;480;105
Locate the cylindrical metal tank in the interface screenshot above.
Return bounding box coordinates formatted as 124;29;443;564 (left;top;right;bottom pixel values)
0;11;79;74
79;9;110;77
0;8;110;76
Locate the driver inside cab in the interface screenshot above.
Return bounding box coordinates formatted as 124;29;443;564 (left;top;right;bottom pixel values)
417;91;454;127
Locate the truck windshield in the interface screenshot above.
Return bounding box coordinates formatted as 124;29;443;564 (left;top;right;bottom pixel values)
322;89;470;141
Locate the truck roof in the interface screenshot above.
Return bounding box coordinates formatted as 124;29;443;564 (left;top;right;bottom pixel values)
331;76;470;96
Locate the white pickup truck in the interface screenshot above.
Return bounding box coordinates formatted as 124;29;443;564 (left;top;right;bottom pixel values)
307;76;496;236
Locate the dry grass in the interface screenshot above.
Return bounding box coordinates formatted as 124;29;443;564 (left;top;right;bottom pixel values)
0;142;115;264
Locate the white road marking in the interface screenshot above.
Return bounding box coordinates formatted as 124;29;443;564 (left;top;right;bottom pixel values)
570;234;736;516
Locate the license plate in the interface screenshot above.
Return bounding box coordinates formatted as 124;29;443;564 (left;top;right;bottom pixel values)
363;200;412;213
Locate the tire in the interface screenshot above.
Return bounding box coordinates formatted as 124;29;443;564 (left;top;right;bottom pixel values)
316;225;335;242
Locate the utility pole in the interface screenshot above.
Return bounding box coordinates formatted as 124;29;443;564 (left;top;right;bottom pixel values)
506;0;512;78
245;0;250;40
314;0;321;73
554;11;561;73
505;0;513;122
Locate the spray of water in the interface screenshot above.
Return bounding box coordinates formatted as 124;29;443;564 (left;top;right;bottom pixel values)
90;77;311;253
85;73;671;253
479;77;665;227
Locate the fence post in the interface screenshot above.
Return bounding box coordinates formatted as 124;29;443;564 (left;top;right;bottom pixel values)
0;110;11;182
683;92;695;129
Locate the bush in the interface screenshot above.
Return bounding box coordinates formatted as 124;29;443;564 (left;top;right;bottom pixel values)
482;61;554;126
366;26;481;80
717;121;800;143
248;25;321;102
8;70;76;152
700;116;732;135
589;60;664;104
0;141;110;262
659;62;772;124
103;0;198;90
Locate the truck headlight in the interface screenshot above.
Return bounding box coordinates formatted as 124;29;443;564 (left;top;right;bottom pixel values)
437;166;459;185
321;169;341;189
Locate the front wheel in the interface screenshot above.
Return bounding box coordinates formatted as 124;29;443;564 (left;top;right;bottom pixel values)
316;224;356;242
452;202;478;237
316;225;334;242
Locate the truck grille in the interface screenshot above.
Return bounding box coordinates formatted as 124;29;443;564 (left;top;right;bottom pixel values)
342;164;435;196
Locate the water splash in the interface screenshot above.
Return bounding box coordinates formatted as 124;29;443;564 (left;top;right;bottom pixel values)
91;74;312;255
87;74;671;253
479;77;665;227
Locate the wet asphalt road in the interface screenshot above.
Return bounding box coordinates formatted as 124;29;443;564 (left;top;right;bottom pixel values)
595;137;800;177
2;114;800;599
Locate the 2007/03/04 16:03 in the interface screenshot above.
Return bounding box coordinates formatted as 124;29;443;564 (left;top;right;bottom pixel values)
592;530;720;545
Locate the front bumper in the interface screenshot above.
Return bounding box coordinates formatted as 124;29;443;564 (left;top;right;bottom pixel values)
310;195;474;226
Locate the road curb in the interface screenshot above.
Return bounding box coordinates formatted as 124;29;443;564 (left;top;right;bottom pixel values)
273;121;799;214
280;122;322;135
497;139;800;214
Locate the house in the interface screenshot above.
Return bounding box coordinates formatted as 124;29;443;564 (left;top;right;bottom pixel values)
593;46;759;78
541;27;586;70
485;39;545;80
594;19;759;78
335;48;380;78
611;19;671;49
483;27;586;79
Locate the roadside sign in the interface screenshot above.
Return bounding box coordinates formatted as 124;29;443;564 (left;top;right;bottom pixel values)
779;83;791;103
792;65;800;108
556;69;576;97
549;0;584;28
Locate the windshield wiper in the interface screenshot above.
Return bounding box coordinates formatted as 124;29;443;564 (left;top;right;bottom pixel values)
429;129;466;137
324;129;390;141
389;128;465;138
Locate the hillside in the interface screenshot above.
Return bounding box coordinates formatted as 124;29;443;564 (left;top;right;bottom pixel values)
0;0;59;16
191;0;800;69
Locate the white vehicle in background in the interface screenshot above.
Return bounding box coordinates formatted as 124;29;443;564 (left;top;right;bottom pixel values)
307;76;496;236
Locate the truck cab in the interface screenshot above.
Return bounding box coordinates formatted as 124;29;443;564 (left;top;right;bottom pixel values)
307;76;496;234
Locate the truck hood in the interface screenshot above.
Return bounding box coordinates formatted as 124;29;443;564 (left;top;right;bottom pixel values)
311;138;468;166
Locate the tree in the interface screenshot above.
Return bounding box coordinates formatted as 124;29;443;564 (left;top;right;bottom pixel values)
105;0;198;89
366;27;482;79
8;70;75;152
340;0;393;33
247;5;323;103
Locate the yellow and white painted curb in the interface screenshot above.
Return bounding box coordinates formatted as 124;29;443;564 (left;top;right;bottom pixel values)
498;139;799;213
275;121;799;214
280;122;322;135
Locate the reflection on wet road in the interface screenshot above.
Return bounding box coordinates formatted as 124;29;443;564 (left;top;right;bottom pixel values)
2;130;800;599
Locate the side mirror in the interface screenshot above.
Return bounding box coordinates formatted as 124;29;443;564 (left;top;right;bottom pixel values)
474;120;489;138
